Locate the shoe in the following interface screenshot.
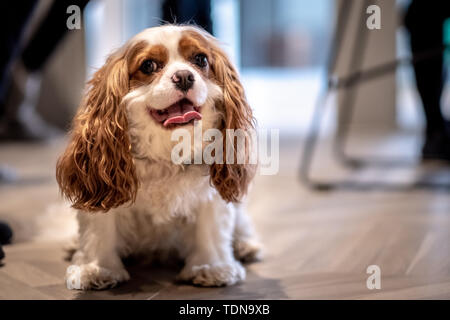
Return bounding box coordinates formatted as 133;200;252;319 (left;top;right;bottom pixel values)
0;222;12;263
422;132;450;162
0;118;60;142
0;166;18;184
0;222;13;245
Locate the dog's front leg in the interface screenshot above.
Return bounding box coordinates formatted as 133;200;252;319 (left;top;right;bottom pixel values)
178;198;245;286
66;211;129;290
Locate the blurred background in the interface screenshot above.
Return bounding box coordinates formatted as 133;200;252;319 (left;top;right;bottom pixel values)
1;0;450;299
3;0;450;150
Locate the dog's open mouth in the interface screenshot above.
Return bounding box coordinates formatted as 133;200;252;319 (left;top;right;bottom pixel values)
148;98;202;127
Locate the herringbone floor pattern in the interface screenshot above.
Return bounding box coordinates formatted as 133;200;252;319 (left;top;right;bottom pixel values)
1;134;449;299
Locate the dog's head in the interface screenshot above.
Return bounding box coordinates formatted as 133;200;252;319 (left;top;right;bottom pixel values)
56;25;255;212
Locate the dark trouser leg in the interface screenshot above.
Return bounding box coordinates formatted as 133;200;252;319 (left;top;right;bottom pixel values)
0;1;38;112
409;25;446;137
0;0;89;141
21;0;90;72
162;0;213;34
405;0;450;159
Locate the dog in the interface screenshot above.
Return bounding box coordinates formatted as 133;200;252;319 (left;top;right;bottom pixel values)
56;25;261;290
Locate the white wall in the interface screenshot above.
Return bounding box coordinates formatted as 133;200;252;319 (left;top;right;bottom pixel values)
334;0;397;132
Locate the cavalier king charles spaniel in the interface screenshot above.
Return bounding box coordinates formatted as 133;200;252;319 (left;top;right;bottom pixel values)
56;25;261;290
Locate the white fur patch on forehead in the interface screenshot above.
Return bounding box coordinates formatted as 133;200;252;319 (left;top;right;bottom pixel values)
128;26;183;60
127;25;216;59
131;26;181;60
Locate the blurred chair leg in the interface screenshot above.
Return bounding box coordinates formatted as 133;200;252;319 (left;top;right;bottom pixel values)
333;0;370;169
299;0;359;190
299;86;335;190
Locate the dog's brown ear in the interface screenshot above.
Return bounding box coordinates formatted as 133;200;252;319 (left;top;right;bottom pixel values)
209;44;256;203
56;52;138;212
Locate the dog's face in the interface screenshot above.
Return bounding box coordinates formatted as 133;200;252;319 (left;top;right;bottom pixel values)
56;25;255;212
122;26;224;162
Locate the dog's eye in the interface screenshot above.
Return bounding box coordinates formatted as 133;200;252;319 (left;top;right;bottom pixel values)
193;54;208;68
140;59;158;75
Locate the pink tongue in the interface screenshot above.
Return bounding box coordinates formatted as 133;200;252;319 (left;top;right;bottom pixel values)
163;100;202;127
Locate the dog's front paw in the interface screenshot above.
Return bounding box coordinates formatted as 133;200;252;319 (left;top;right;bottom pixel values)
65;263;130;290
178;261;245;287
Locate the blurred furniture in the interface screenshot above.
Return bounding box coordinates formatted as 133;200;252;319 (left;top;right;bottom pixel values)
299;0;450;191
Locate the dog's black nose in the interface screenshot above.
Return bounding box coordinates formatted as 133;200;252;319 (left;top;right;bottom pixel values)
172;70;195;91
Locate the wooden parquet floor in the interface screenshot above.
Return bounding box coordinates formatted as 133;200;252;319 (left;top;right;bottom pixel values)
1;134;450;299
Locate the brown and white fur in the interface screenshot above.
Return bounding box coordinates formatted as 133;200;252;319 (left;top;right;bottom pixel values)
56;25;261;290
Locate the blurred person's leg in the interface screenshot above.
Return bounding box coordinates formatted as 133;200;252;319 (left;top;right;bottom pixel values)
0;2;35;261
0;0;88;141
0;1;37;118
405;0;450;161
0;1;36;192
21;0;89;72
162;0;213;34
